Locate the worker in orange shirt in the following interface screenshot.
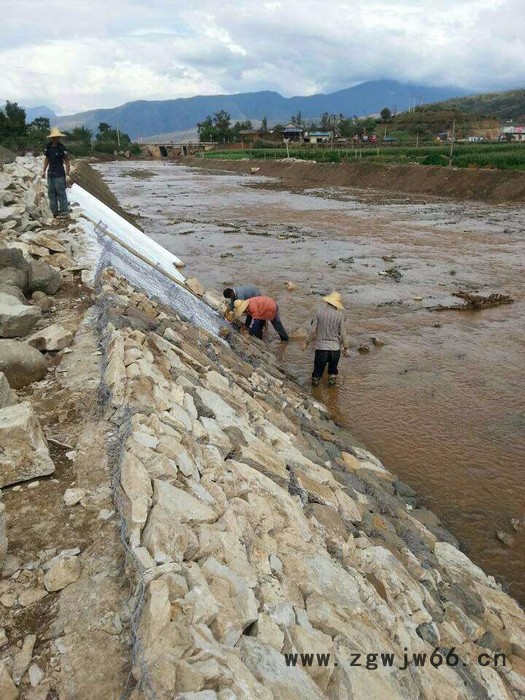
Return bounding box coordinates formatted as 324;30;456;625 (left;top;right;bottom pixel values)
234;296;289;341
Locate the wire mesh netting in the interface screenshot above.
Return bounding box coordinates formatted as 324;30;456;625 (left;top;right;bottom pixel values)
92;219;226;339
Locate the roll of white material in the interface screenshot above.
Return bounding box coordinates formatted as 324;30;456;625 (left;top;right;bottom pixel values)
69;183;186;284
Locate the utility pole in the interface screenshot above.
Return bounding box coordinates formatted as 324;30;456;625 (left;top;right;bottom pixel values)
116;123;121;149
448;120;456;166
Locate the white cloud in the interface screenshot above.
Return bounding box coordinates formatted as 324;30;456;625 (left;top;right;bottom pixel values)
1;0;524;113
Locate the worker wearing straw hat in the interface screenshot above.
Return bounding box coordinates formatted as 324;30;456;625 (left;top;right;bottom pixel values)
302;291;350;386
234;296;289;341
42;127;71;218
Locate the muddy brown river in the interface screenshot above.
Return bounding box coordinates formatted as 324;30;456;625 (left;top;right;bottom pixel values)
95;160;525;604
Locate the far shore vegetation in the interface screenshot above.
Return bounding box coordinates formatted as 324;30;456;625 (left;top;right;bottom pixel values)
0;101;141;157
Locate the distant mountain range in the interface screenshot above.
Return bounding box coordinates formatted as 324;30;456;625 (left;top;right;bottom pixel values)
24;105;58;122
50;81;471;140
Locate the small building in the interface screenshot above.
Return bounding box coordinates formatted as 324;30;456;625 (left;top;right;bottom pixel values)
499;124;525;142
304;131;331;144
282;123;304;142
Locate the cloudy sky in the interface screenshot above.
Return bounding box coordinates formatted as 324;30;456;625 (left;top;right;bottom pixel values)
1;0;524;115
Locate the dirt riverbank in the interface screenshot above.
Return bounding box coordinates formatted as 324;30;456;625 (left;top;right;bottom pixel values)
185;157;525;203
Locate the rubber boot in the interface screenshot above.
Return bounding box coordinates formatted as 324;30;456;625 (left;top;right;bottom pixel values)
328;375;337;387
312;377;320;386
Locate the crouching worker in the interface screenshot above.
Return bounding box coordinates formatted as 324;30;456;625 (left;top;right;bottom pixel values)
223;285;261;326
234;296;289;341
302;291;349;386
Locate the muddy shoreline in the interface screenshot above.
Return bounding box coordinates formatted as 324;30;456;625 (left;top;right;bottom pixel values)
185;156;525;203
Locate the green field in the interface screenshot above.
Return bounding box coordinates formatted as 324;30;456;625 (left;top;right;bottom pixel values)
201;143;525;171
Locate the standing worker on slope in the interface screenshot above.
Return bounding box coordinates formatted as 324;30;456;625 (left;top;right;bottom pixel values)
302;291;350;386
42;127;71;218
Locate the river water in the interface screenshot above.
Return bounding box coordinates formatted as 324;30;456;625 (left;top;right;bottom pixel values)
95;160;525;604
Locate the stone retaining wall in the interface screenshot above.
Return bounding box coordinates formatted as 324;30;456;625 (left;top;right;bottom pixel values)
98;267;525;699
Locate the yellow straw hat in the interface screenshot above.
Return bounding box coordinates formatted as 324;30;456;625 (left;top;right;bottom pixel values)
48;127;66;138
322;291;344;309
234;299;250;316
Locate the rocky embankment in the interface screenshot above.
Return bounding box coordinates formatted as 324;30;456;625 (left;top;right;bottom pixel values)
0;157;524;699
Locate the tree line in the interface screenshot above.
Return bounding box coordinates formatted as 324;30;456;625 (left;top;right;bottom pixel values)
0;101;140;155
197;108;395;143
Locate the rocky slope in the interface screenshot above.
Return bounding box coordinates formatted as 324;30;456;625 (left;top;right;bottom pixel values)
0;157;524;699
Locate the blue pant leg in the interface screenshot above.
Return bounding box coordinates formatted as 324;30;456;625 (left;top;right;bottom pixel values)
271;309;289;341
249;319;265;339
47;177;58;215
55;176;69;213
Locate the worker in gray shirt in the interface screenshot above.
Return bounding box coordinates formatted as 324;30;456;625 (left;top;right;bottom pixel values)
223;284;261;327
302;291;350;386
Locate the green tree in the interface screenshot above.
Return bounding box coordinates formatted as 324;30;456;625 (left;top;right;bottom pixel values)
261;116;268;133
291;111;303;126
97;122;111;135
0;101;27;145
70;126;93;143
197;115;216;142
380;107;392;122
213;110;232;143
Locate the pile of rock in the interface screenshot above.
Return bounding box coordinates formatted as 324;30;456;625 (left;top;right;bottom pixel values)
97;268;525;699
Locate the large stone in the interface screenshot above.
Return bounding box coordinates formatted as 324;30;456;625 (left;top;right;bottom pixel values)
27;260;61;295
19;232;66;253
0;295;41;338
0;248;30;271
238;636;325;700
185;277;205;296
0;339;48;388
0;662;18;699
0;269;28;293
0;501;7;569
25;323;73;352
142;479;215;563
0;284;26;303
12;633;36;685
120;452;152;546
43;555;81;592
0;371;16;408
0;401;55;487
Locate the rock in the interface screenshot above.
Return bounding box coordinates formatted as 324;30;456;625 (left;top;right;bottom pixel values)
238;636;325;700
357;344;370;353
496;530;514;546
0;628;7;646
18;588;48;607
370;337;385;347
63;488;86;506
0;501;7;569
28;664;44;687
27;260;61;295
185;277;205;296
26;323;73;352
285;281;298;291
43;554;81;591
142;480;215;563
13;633;36;685
0;340;48;388
0;285;26;304
0;296;41;338
0;371;17;408
19;232;66;253
0;401;55;487
0;269;28;292
0;662;18;699
0;248;29;271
